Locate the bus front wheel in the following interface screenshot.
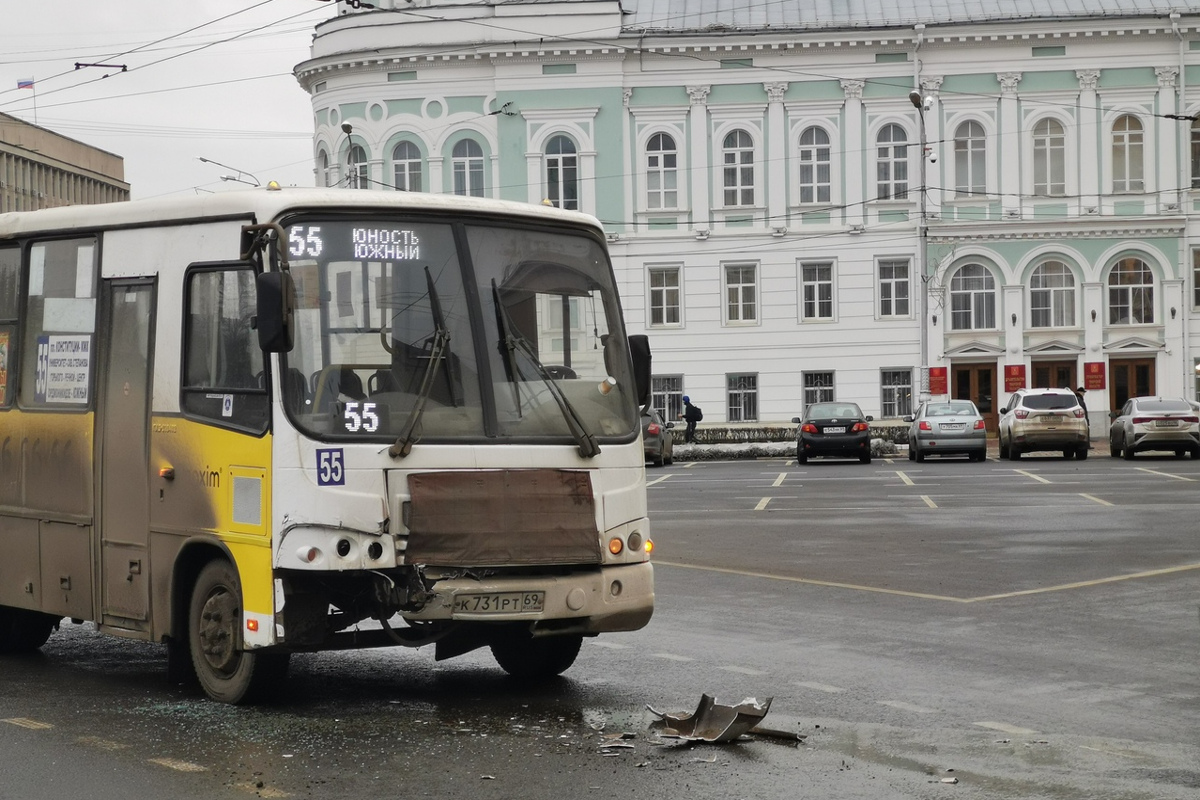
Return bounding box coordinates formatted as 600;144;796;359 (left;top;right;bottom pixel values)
0;606;57;654
188;560;288;704
490;630;582;679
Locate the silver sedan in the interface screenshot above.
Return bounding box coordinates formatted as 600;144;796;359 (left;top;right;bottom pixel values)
905;400;988;462
1108;396;1200;459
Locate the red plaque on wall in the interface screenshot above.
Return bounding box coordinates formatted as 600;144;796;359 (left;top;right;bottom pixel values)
928;366;947;395
1004;364;1026;392
1083;361;1106;390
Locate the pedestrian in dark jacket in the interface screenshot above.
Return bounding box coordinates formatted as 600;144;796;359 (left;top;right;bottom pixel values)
1074;386;1090;446
681;395;702;443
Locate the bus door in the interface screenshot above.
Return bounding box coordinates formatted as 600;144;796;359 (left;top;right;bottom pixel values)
97;279;156;628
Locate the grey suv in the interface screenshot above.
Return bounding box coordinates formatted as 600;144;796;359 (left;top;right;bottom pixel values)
998;387;1088;460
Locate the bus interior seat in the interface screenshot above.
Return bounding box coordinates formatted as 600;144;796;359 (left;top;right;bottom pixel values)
369;369;401;396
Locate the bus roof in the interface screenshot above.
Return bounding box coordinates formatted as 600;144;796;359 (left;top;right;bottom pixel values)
0;186;607;240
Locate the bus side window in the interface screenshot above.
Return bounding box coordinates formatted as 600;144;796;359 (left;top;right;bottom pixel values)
0;245;17;408
180;266;269;434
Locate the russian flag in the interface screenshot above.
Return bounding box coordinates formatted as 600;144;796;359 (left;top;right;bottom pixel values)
17;78;33;89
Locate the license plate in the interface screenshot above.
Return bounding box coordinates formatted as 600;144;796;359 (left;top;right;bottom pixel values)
1039;415;1063;424
824;426;846;434
453;591;545;614
1154;419;1179;428
940;423;965;431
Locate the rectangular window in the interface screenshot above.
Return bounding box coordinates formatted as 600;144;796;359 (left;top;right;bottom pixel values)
0;246;18;407
803;371;834;407
648;267;681;326
878;259;910;317
1193;249;1200;308
801;262;834;320
652;375;683;422
182;266;268;433
727;373;757;422
724;264;757;323
881;369;913;418
19;238;97;408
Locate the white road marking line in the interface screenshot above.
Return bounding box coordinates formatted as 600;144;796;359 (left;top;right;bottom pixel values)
895;470;915;486
772;472;786;487
589;640;629;649
235;784;290;798
921;495;938;508
148;757;207;773
646;474;673;487
754;497;771;511
719;665;767;676
1135;467;1196;482
77;736;131;751
684;462;697;469
878;700;936;714
794;681;846;693
1080;493;1113;506
1013;469;1052;484
2;718;52;730
651;653;695;662
785;459;795;466
974;721;1039;735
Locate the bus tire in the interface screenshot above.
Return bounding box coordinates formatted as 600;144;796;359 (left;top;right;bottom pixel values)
188;560;288;704
0;606;57;654
490;630;582;679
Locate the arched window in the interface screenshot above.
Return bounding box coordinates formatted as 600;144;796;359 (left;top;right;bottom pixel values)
545;135;578;210
1112;115;1144;193
798;126;831;204
954;121;986;197
317;151;330;188
1029;261;1075;328
949;264;996;330
346;144;368;189
876;124;908;200
646;132;678;210
452;139;485;197
722;129;755;207
1033;118;1065;196
392;141;422;192
1107;258;1154;325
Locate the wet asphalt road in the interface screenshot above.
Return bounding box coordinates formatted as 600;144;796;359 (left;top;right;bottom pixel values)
3;453;1200;799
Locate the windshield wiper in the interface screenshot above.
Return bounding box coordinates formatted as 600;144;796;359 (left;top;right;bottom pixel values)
492;279;600;459
389;267;450;458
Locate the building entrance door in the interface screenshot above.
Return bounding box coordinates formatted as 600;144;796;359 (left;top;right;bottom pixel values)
1032;360;1076;390
952;363;998;432
1109;358;1155;414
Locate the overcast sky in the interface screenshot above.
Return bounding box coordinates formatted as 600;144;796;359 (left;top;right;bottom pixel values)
0;0;338;200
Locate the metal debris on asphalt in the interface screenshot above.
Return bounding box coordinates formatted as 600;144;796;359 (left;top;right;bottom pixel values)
647;694;773;743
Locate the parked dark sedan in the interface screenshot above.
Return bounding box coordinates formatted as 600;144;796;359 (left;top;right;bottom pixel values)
792;402;873;464
641;408;674;466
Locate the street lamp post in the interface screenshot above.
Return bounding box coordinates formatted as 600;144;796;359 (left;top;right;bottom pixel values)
909;89;932;401
197;156;260;187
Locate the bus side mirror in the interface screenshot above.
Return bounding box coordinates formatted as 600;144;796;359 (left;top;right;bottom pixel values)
255;270;295;353
629;334;651;407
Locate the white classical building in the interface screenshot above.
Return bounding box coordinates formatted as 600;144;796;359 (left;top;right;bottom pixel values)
295;0;1200;431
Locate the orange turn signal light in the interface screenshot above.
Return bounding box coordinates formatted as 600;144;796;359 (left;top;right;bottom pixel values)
608;537;624;555
644;539;654;555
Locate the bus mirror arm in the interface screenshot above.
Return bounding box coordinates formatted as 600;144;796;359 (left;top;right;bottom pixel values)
629;334;651;407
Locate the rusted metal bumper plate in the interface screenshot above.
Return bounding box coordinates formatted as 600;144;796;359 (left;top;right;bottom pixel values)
405;469;601;567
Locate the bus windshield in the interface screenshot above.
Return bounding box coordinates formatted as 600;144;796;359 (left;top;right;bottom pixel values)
280;216;637;445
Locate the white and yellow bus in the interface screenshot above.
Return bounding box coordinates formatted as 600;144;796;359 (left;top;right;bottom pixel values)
0;187;654;703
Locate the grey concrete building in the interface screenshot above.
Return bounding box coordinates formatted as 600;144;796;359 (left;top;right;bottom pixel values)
0;112;129;213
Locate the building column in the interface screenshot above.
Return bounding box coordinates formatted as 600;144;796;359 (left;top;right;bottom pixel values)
1077;70;1101;213
764;82;789;230
998;72;1022;215
428;156;444;194
1156;66;1180;211
687;85;711;234
840;79;864;228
